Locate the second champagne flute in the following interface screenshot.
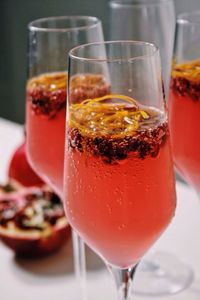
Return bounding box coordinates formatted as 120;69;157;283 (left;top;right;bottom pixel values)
25;16;104;299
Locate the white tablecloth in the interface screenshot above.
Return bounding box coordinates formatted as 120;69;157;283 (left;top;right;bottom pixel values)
0;118;200;300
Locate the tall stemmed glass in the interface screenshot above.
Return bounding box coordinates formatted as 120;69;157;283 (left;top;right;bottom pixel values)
64;41;176;300
169;12;200;205
25;16;104;299
108;2;194;296
109;0;175;94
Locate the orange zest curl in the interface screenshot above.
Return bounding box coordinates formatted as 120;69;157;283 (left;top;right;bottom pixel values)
27;72;67;92
69;94;149;138
172;59;200;81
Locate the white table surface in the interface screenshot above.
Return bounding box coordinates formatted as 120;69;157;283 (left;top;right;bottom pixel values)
0;117;200;300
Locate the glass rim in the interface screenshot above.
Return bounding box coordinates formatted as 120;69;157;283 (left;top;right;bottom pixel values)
69;40;159;63
109;0;173;7
177;11;200;25
28;16;101;32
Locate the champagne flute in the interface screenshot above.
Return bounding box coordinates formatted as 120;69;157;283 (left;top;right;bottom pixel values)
25;16;104;299
169;11;200;206
64;40;176;300
109;0;175;95
109;1;194;295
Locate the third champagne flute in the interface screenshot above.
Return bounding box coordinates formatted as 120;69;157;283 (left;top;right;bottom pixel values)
169;11;200;194
169;11;200;289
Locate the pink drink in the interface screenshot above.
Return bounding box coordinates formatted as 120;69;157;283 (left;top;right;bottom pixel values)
26;72;66;196
169;60;200;192
65;98;176;268
26;72;110;197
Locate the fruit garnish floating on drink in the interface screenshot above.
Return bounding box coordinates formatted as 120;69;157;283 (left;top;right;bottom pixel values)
26;72;110;119
69;94;168;163
26;72;67;119
171;59;200;100
0;186;70;257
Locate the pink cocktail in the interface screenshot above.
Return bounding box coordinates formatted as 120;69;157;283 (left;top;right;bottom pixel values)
26;72;66;196
169;60;200;192
65;96;176;268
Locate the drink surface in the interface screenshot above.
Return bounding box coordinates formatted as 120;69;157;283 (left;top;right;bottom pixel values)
26;72;110;197
169;59;200;192
65;95;176;268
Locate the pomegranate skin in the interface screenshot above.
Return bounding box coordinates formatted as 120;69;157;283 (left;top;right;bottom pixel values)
0;220;70;257
8;142;44;188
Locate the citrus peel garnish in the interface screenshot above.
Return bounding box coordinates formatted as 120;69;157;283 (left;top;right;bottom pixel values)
69;94;150;138
172;59;200;81
27;72;67;92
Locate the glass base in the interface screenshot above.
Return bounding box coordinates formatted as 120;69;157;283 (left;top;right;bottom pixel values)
133;252;194;296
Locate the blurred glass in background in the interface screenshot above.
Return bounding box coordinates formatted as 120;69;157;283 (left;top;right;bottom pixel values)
109;0;175;96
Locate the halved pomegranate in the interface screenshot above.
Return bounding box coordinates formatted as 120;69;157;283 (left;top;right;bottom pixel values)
0;185;70;257
8;142;44;187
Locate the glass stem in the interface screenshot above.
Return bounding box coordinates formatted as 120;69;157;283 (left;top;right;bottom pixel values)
72;230;87;300
108;263;139;300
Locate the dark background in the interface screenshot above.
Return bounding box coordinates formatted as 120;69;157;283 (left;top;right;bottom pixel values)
0;0;200;124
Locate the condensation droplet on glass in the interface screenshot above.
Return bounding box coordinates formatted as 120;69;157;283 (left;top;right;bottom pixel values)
80;210;85;216
116;198;122;205
118;223;126;230
91;221;96;229
128;200;134;205
106;203;112;213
